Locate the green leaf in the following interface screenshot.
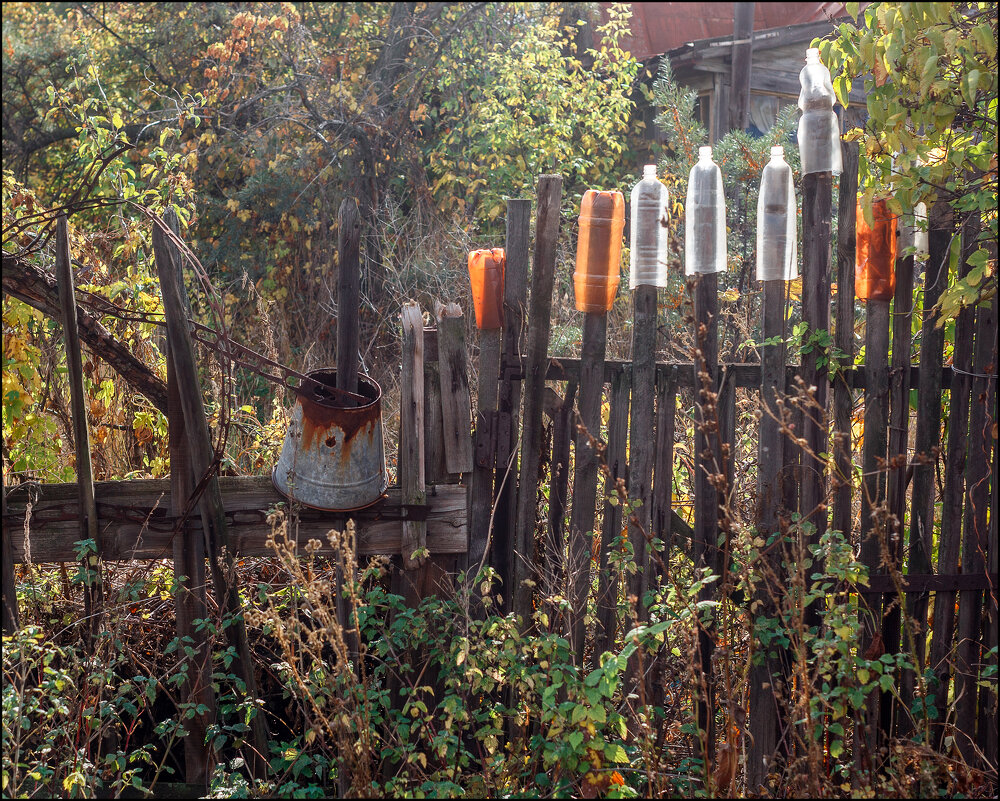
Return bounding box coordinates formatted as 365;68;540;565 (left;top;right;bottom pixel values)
604;743;628;763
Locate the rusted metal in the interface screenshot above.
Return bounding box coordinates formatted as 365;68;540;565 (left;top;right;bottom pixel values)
273;369;387;511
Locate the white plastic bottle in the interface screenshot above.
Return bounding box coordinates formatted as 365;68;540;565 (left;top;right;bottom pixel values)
756;146;798;281
797;48;843;176
685;146;727;275
629;165;670;288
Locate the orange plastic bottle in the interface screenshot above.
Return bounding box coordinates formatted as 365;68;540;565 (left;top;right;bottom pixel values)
855;197;897;302
468;248;505;329
574;190;625;313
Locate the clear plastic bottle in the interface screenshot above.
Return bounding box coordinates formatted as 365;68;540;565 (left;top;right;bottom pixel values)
629;165;669;288
574;190;625;313
685;146;727;276
797;48;843;176
756;146;798;281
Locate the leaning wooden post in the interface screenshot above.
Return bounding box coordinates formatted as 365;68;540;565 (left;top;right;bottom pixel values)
337;198;361;402
400;302;427;572
437;303;474;477
55;215;104;644
163;208;215;788
494;200;532;610
151;222;269;777
512;174;562;625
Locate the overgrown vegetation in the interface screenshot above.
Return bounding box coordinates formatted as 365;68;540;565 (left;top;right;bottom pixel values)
3;1;997;798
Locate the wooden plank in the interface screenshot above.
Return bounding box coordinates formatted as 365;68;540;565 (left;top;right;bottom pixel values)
548;382;576;625
595;370;631;663
855;573;998;594
882;214;916;742
627;284;657;615
151;222;269;774
512;175;562;623
748;278;788;792
336;198;361;401
3;480;467;563
728;2;754;132
799;172;834;605
400;302;427;570
494;198;532;609
437;303;474;474
163;208;214;788
56;215;104;643
651;364;678;574
467;327;501;577
422;327;448;485
832;141;858;544
857;297;890;754
955;264;997;766
928;218;976;742
903;200;950;716
569;311;608;661
1;468;17;633
692;271;721;763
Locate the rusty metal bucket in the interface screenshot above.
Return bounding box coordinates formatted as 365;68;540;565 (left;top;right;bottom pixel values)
272;369;387;511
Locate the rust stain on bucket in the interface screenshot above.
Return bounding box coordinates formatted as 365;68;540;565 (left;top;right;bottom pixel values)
272;369;388;511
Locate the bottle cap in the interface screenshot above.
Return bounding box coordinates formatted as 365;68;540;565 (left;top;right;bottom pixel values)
643;164;657;179
698;145;712;160
805;47;820;64
771;146;784;158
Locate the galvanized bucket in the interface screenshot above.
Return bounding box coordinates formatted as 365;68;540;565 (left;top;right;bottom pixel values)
272;369;387;511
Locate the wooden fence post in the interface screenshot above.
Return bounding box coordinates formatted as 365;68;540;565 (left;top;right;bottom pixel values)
569;311;608;662
955;261;997;766
858;296;890;757
799;171;834;631
628;284;657;617
692;271;721;764
163;208;215;788
902;199;950;717
927;217;977;744
512;175;562;624
651;364;678;569
595;369;631;663
494;199;532;610
337;198;361;402
55;215;104;645
832;142;858;546
1;468;18;633
883;212;916;740
437;303;474;477
151;222;269;776
748;278;788;790
400;302;427;572
468;324;500;579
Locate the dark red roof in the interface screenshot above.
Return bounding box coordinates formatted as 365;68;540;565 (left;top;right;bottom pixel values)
601;3;855;61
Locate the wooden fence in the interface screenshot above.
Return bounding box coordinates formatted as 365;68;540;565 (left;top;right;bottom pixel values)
2;141;997;789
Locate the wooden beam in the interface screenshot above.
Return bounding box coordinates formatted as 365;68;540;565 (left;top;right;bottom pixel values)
436;303;474;474
400;302;427;570
3;479;467;563
728;2;754;132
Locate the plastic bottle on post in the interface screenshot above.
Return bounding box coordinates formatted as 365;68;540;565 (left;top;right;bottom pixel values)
756;146;798;282
685;146;726;276
629;165;669;289
855;197;897;302
574;190;625;313
797;48;843;176
468;248;505;329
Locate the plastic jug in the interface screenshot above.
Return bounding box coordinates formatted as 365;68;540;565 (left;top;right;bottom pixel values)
797;48;843;176
855;197;897;301
756;146;798;281
630;165;670;288
468;248;505;329
574;189;625;313
685;146;727;276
